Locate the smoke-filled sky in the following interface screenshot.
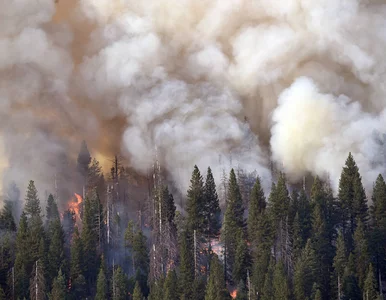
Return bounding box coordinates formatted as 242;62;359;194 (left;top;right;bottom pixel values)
1;0;386;201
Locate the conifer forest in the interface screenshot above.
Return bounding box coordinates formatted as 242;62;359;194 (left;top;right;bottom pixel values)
0;145;386;300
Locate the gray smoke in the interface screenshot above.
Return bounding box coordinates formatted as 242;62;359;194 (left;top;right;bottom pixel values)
2;0;386;204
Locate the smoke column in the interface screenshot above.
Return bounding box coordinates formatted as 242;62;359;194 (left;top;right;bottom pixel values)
2;0;386;202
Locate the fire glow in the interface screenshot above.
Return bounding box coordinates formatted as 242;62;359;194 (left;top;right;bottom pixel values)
68;193;83;224
230;289;237;299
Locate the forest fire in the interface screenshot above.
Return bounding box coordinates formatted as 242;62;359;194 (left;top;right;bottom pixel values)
230;289;237;299
67;193;83;223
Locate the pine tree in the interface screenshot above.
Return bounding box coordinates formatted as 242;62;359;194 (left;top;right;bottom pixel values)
353;219;369;289
163;270;179;300
294;239;317;300
81;191;99;283
77;140;91;179
223;169;245;278
48;219;65;285
0;200;16;231
132;230;149;296
342;253;360;300
50;269;66;300
338;153;368;252
203;167;221;238
70;227;83;280
24;180;41;218
370;174;386;278
14;212;29;299
235;280;248;300
186;165;205;232
46;194;60;227
363;264;378;300
133;281;144;300
148;277;165;300
272;262;289;300
262;257;274;300
87;158;105;197
232;228;249;283
179;229;194;299
269;173;290;224
29;260;46;300
112;266;128;300
95;263;108;300
333;231;346;300
192;277;206;300
205;254;230;300
247;176;266;246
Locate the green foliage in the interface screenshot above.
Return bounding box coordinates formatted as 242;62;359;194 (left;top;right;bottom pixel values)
0;200;16;231
235;280;248;300
179;229;194;299
133;281;144;300
247;176;266;245
363;264;378;300
205;254;230;300
132;230;149;296
48;219;65;285
353;219;370;289
186;165;205;232
46;194;60;227
272;262;289;300
342;253;361;300
95;264;108;300
204;167;221;237
223;169;245;277
294;239;317;300
50;269;66;300
24;180;41;218
163;270;179;300
70;227;83;280
112;266;128;300
338;153;368;252
232;229;250;283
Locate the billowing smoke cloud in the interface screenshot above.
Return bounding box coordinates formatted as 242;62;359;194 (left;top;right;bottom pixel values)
2;0;386;203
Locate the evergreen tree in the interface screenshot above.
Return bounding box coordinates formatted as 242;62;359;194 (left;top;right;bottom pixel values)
247;176;266;246
48;219;65;285
81;190;100;283
223;169;245;278
186;165;205;232
46;194;60;227
192;277;206;300
269;173;290;224
14;212;30;299
112;266;128;300
235;280;248;300
163;270;179;300
148;277;165;300
50;269;66;300
87;158;105;197
353;219;370;289
132;230;149;296
333;231;347;300
179;229;194;299
95;263;108;300
363;264;378;300
133;281;144;300
205;254;230;300
294;239;317;300
342;253;361;300
232;228;249;283
29;260;46;300
24;180;41;218
203;167;221;238
77;140;91;179
262;257;274;300
0;200;16;231
70;227;83;280
338;153;368;251
370;174;386;277
272;262;289;300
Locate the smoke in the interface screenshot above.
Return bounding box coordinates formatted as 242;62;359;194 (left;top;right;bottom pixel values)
2;0;386;203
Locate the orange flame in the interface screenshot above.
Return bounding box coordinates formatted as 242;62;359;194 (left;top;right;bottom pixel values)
68;193;83;223
230;289;237;299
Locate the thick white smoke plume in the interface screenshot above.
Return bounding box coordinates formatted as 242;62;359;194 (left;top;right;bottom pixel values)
2;0;386;202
